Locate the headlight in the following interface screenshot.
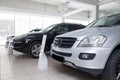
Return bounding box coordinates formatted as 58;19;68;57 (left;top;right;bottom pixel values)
78;35;107;47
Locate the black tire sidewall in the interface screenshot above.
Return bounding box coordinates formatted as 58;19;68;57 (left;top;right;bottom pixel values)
102;49;120;80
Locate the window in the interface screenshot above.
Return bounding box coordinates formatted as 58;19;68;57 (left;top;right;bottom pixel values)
29;15;43;30
0;13;14;45
15;14;29;35
43;16;55;28
15;14;62;35
68;24;85;31
41;24;56;32
54;17;62;24
56;25;69;34
90;14;120;28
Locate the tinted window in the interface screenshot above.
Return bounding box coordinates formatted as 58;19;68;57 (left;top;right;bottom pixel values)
56;25;69;34
41;24;57;32
68;24;85;31
88;14;120;28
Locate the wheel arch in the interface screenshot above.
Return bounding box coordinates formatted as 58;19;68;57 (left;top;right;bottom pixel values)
103;43;120;73
27;40;42;53
27;39;49;53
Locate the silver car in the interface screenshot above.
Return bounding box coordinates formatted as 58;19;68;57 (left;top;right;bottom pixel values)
51;14;120;80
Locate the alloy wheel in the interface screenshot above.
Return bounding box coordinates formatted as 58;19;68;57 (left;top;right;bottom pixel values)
31;44;41;57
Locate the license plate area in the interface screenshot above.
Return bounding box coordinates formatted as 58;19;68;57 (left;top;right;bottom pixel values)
52;54;64;62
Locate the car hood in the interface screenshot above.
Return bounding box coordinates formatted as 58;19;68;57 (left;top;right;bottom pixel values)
57;26;118;40
14;31;46;41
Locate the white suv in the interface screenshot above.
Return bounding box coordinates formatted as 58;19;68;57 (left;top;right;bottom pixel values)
51;14;120;80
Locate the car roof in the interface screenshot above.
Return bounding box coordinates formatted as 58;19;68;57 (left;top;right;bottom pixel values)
57;23;85;26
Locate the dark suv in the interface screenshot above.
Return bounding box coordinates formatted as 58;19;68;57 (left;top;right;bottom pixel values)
12;23;85;58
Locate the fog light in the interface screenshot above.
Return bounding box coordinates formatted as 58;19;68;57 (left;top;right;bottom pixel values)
79;53;96;60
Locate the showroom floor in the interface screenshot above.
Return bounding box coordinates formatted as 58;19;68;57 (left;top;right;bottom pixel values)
0;46;98;80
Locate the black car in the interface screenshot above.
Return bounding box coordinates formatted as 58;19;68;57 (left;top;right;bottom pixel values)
5;29;41;48
12;23;86;58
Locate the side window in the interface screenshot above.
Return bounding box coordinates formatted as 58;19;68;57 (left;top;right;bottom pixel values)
56;25;69;34
69;25;84;31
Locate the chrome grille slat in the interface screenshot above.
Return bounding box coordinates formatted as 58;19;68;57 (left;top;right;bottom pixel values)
54;37;76;48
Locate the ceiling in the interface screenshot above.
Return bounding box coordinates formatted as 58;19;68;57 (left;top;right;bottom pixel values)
28;0;96;10
100;0;120;12
99;0;120;17
29;0;97;6
28;0;120;15
0;0;120;20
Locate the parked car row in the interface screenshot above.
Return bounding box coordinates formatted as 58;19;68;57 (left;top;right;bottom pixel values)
10;14;120;80
11;23;86;58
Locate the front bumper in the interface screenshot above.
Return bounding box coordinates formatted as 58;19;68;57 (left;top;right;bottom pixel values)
12;42;27;53
51;44;112;75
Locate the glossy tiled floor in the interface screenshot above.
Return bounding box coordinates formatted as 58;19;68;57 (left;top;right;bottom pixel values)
0;46;98;80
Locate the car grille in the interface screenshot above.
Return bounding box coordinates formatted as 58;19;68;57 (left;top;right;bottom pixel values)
54;37;76;48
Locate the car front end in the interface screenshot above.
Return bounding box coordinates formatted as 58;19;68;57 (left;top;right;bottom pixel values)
12;35;28;53
50;27;116;75
51;14;120;75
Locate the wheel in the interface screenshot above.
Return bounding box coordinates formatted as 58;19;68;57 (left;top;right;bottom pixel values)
28;41;41;58
102;49;120;80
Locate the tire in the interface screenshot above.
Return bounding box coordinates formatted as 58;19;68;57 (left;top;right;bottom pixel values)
102;49;120;80
28;41;41;58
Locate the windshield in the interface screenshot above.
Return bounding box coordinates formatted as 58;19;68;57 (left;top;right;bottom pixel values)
41;24;56;32
88;14;120;28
